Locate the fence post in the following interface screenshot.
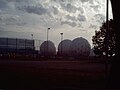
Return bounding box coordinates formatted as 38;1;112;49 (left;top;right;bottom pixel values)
6;38;9;59
25;39;26;58
16;38;17;59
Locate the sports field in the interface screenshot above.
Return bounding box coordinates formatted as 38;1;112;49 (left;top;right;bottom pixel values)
0;59;110;89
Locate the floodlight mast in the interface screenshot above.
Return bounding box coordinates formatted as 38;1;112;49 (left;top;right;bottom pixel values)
60;33;63;56
105;0;109;85
106;0;109;58
31;34;33;40
47;28;50;42
47;28;50;56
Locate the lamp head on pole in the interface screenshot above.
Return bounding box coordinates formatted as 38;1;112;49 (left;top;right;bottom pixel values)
31;34;33;39
60;33;63;35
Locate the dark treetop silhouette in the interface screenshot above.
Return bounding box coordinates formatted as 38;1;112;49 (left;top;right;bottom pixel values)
92;19;115;57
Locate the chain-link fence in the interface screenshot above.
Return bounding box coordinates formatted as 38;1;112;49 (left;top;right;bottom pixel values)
0;38;43;59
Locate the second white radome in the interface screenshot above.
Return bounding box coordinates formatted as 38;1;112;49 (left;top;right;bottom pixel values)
57;39;72;56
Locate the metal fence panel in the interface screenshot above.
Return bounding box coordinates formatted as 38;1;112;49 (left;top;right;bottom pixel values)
0;38;44;56
8;38;16;45
17;39;25;46
0;38;7;45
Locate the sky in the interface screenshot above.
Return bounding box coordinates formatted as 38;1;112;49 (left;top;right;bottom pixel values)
0;0;113;48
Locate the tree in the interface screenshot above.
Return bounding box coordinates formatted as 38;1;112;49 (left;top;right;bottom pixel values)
92;19;116;57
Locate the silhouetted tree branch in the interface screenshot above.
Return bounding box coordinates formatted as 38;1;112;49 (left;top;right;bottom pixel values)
92;19;116;57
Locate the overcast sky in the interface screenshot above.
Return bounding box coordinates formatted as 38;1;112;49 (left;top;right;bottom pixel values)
0;0;113;48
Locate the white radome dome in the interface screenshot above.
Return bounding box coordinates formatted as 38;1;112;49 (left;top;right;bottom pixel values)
70;37;91;57
40;41;56;56
58;39;72;56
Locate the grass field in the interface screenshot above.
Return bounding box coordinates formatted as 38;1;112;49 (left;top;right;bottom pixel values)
0;59;110;89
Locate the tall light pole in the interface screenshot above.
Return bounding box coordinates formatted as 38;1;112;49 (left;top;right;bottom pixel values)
47;28;50;42
106;0;109;58
31;34;34;58
31;34;33;40
105;0;109;86
31;34;34;49
47;28;50;56
60;33;63;56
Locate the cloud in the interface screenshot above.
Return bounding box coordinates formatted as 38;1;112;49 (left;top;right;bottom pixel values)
65;15;77;21
80;0;95;4
88;0;94;4
61;3;77;13
0;9;2;13
94;14;105;23
89;24;97;29
0;26;4;31
77;14;86;22
17;4;48;15
0;0;7;9
61;21;77;27
0;14;18;23
78;7;84;14
90;5;101;12
80;0;89;3
60;14;86;27
0;14;27;26
52;6;59;15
